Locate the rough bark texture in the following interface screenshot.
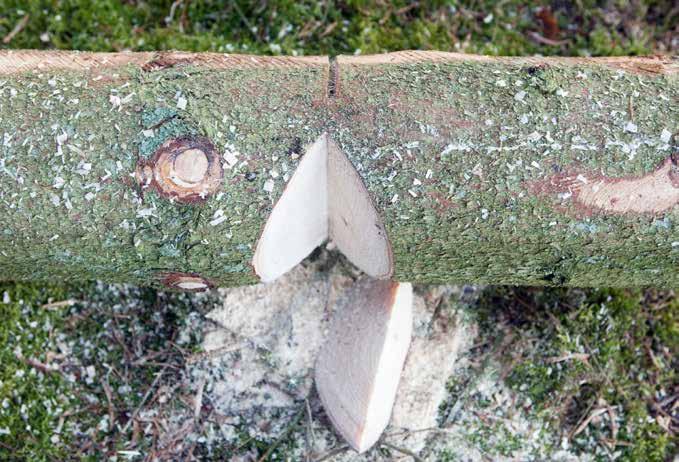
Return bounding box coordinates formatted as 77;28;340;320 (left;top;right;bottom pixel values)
0;51;677;287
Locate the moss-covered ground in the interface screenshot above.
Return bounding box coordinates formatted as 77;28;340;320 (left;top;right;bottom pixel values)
0;1;676;56
438;287;678;461
0;1;677;460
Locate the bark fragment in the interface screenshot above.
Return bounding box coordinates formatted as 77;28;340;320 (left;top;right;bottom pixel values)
160;272;212;291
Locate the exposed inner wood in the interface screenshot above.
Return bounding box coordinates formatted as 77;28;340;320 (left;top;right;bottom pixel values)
253;134;393;283
540;158;679;215
0;50;327;74
328;139;393;279
336;50;678;75
1;50;675;76
175;279;208;290
315;279;413;453
171;148;209;186
143;136;223;203
160;273;212;292
252;135;328;283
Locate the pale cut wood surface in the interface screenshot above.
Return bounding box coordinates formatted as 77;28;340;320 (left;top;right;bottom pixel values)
328;138;393;279
0;50;327;74
336;50;678;74
315;279;413;453
0;50;675;75
253;135;328;282
254;134;393;283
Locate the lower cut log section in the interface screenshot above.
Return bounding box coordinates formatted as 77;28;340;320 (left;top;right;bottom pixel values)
0;51;677;287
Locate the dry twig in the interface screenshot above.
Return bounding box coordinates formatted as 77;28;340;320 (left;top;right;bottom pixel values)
2;14;29;44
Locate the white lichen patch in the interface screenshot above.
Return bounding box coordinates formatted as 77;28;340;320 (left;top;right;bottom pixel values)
624;121;638;133
209;209;227;227
660;128;672;144
263;179;274;193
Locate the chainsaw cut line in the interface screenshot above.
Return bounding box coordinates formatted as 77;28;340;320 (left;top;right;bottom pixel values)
327;56;339;98
252;133;393;282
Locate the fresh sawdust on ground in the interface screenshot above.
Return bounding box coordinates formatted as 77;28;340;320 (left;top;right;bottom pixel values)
156;259;584;461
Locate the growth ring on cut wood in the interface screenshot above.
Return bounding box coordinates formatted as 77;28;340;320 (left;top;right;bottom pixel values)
160;272;212;291
142;136;223;203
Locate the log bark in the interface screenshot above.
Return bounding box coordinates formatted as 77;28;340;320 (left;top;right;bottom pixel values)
0;50;677;287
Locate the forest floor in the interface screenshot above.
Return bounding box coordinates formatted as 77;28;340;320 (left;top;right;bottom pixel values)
0;1;677;461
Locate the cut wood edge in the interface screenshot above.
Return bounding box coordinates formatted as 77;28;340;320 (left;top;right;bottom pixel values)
3;51;672;76
315;279;413;453
252;134;393;283
337;50;678;75
252;134;329;283
530;156;679;216
0;50;328;75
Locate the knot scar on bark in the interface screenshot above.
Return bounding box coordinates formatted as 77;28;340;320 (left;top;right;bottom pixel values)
136;137;223;203
535;155;679;215
160;272;212;292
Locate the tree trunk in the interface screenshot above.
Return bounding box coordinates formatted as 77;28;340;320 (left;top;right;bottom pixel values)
0;51;676;287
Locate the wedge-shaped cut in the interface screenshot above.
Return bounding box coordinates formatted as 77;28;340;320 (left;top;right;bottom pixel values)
252;135;328;282
327;139;393;279
253;133;392;282
315;279;413;453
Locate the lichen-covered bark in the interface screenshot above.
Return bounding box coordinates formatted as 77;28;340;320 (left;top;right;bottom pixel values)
333;53;678;286
0;51;677;287
0;52;327;287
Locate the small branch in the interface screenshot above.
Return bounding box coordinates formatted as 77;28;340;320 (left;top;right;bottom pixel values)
194;378;206;422
41;299;77;310
17;353;60;374
304;398;315;462
101;373;116;430
545;352;590;364
381;442;426;462
256;407;305;462
313;445;349;462
2;14;30;44
527;31;570;46
571;407;609;438
121;365;168;434
230;0;259;41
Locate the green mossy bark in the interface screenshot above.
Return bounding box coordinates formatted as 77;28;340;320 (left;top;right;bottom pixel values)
333;58;678;286
0;54;677;287
0;60;327;287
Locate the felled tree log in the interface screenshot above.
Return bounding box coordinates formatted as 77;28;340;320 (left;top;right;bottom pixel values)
0;50;676;287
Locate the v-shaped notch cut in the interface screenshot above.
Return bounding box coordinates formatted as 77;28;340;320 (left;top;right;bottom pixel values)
253;133;393;282
327;138;393;280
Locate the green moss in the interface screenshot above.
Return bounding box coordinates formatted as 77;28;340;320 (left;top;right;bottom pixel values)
0;1;676;56
0;62;327;288
0;281;220;460
137;107;195;158
0;283;72;460
474;287;678;460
